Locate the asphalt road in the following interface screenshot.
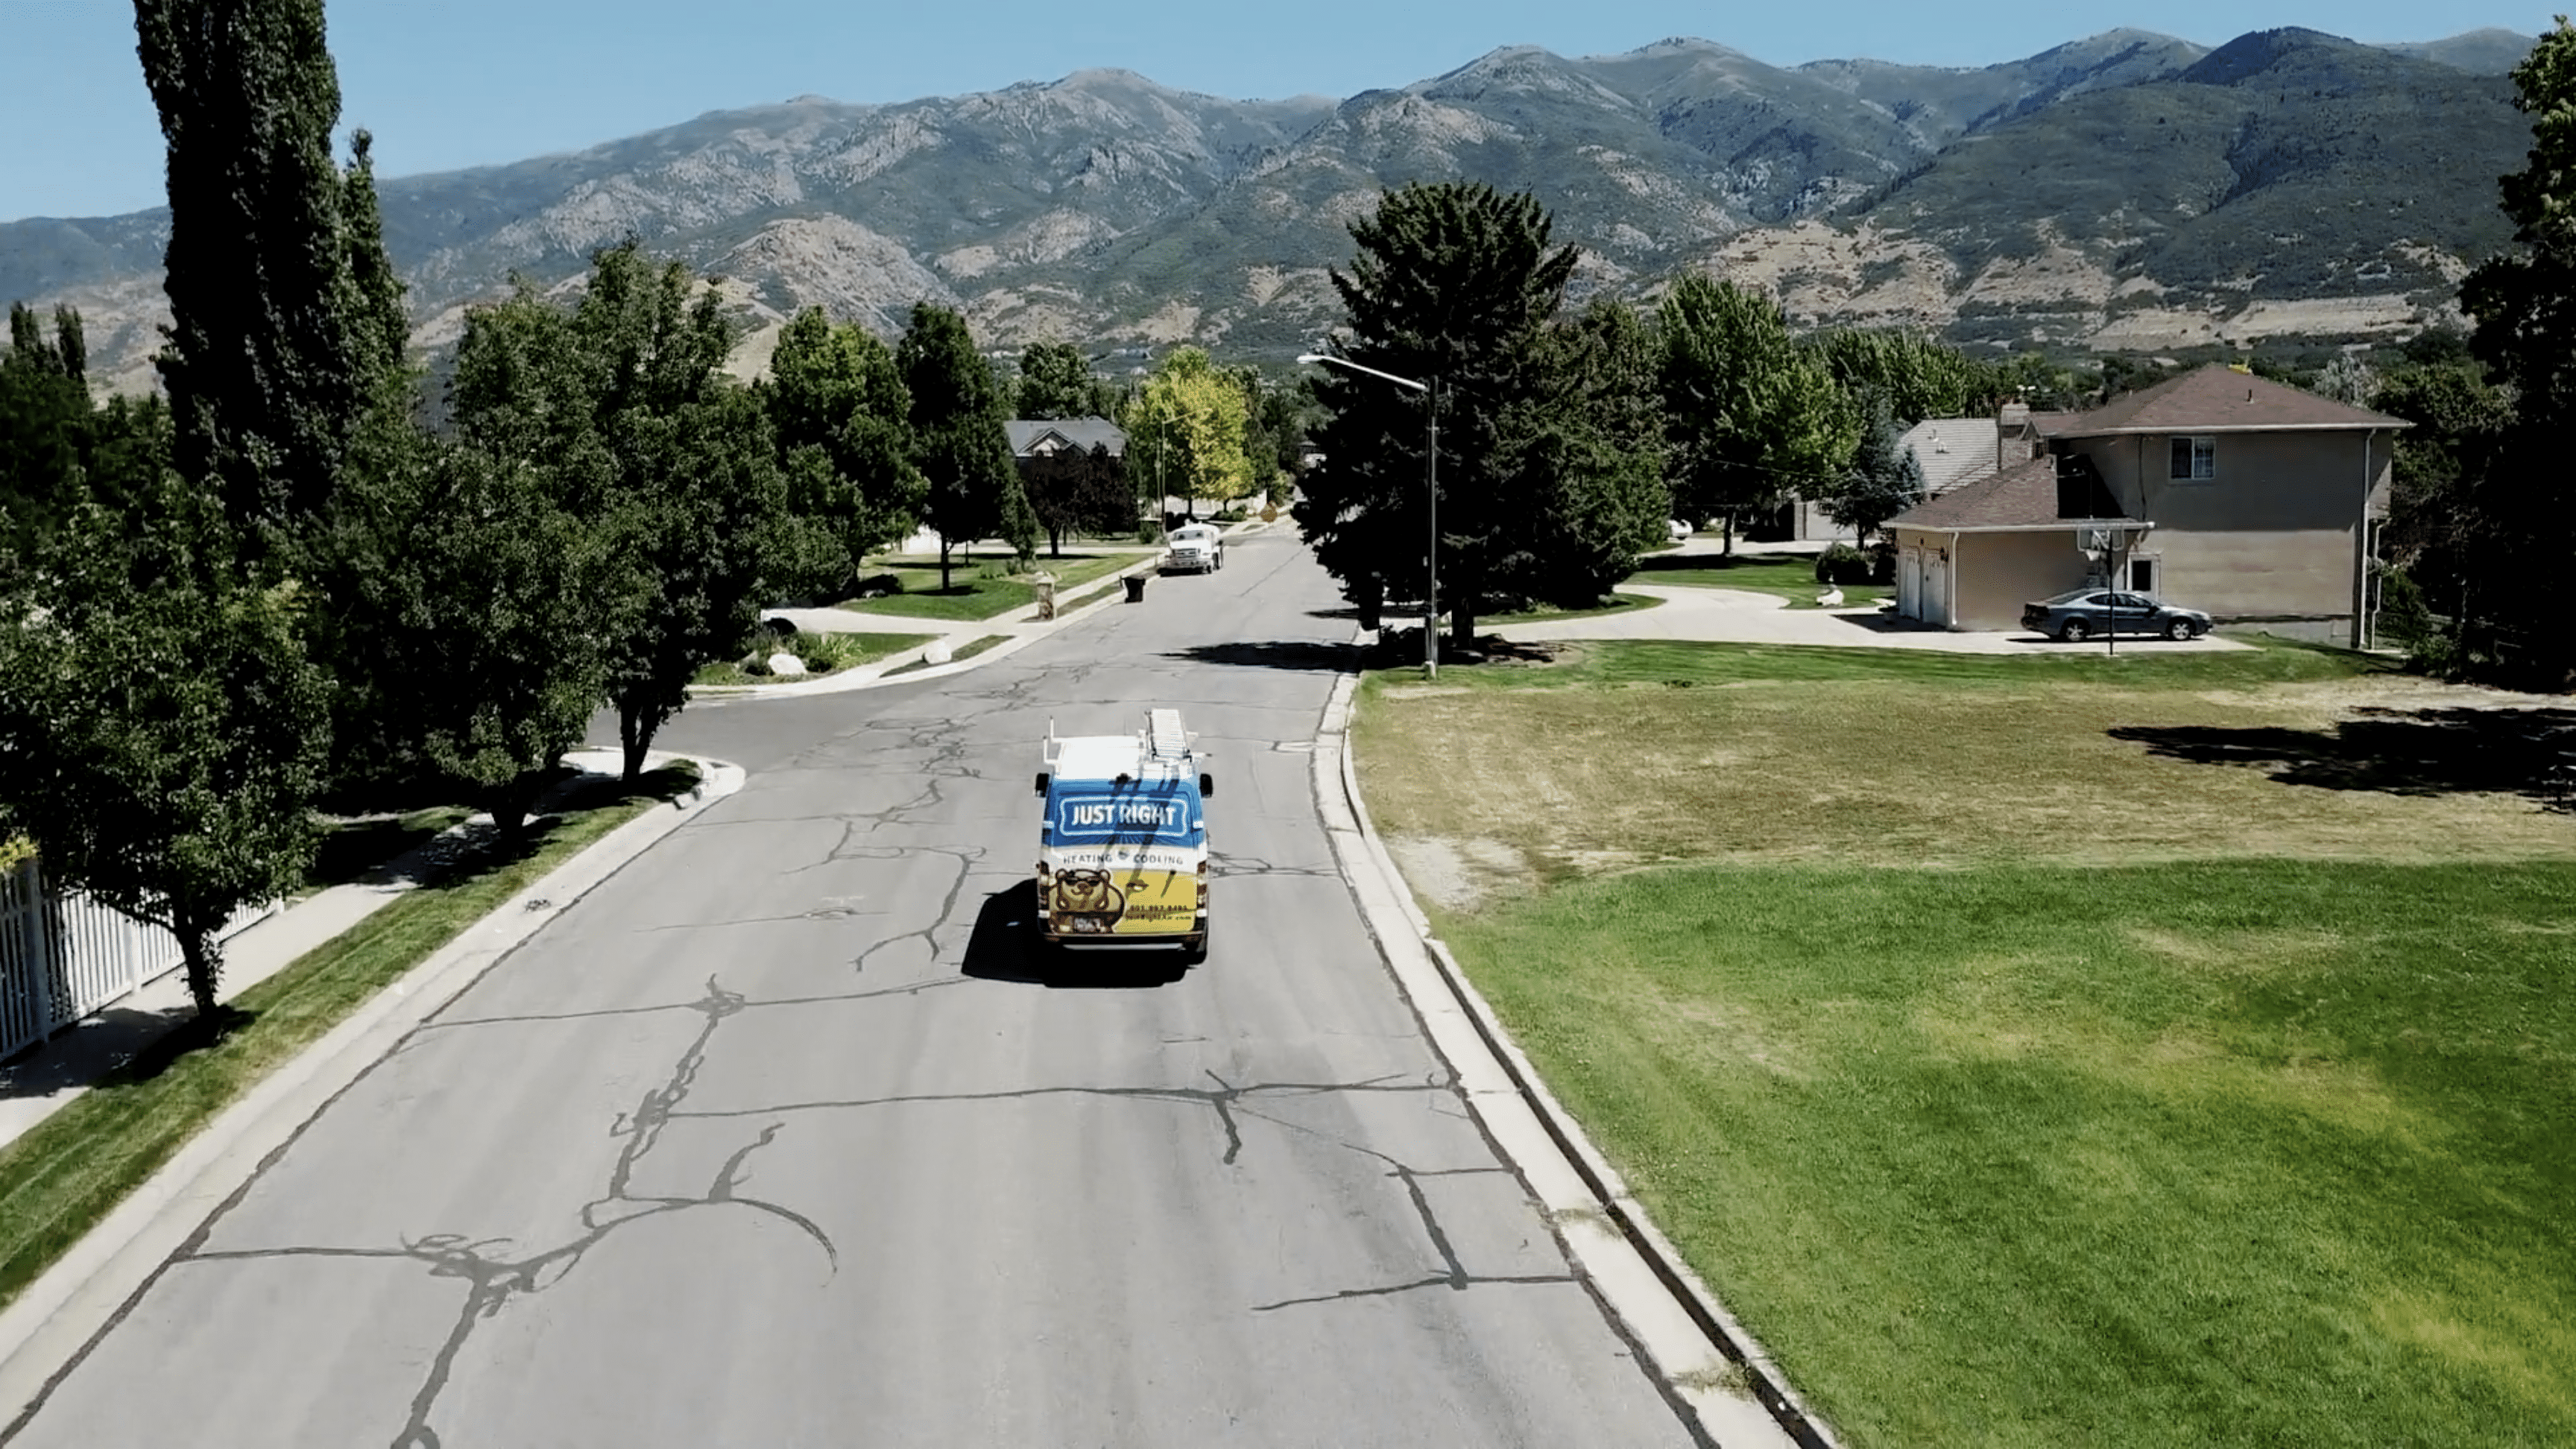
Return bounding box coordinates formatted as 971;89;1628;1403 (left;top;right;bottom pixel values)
14;530;1700;1447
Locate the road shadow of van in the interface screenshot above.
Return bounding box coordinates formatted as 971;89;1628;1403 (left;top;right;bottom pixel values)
960;880;1190;989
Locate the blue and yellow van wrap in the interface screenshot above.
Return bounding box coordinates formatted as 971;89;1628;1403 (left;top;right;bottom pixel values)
1037;772;1208;950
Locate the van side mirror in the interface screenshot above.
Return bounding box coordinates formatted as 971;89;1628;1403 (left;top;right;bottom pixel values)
1199;773;1214;798
1034;772;1049;798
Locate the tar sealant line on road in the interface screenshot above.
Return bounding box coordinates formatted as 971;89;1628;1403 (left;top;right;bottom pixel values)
1313;661;1837;1449
0;754;750;1440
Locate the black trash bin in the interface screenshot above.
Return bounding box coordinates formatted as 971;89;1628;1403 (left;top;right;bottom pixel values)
1123;574;1149;603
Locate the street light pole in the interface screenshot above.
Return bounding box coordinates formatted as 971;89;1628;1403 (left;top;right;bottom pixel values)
1424;376;1438;683
1297;353;1437;681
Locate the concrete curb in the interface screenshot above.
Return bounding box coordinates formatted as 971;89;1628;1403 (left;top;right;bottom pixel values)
0;751;748;1435
1312;665;1840;1449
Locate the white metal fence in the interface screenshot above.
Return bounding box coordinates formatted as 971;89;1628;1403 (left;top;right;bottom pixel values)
1;856;277;1061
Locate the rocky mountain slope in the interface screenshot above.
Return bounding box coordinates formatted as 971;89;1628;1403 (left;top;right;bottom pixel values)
0;27;2535;395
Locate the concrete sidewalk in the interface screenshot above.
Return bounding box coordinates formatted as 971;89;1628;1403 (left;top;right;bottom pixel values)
0;748;722;1157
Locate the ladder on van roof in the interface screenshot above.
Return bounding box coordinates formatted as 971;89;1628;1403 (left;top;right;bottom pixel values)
1145;708;1192;764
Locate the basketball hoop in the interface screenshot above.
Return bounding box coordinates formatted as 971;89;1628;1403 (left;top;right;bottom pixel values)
2078;521;2151;556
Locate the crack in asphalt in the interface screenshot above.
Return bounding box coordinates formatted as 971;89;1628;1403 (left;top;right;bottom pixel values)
417;977;976;1035
631;902;886;932
670;1070;1446;1171
847;847;979;975
1248;1272;1577;1313
1216;1097;1575;1313
174;977;836;1449
1208;851;1338;880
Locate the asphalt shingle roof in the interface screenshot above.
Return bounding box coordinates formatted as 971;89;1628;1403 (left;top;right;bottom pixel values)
1888;455;2121;531
2044;364;2410;436
1006;417;1127;455
1897;417;2004;497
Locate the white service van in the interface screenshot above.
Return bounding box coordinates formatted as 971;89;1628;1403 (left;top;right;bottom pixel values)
1033;709;1213;962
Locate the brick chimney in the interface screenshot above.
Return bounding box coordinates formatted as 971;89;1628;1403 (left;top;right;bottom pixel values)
1996;401;2031;472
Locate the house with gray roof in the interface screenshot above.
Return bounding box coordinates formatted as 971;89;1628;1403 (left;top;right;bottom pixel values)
1006;417;1126;460
1887;364;2409;645
1772;414;2011;542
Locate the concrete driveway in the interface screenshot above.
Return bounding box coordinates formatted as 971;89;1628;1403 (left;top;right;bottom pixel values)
1490;582;2252;654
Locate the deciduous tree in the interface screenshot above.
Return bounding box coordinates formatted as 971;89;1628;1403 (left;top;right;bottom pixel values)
762;307;924;596
1013;340;1115;420
0;465;328;1020
1128;348;1253;520
1810;329;1989;426
899;303;1035;587
320;417;608;834
1658;275;1858;555
1021;443;1132;557
445;241;788;785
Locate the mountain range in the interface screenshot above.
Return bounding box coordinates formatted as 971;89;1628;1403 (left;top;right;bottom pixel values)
0;25;2538;397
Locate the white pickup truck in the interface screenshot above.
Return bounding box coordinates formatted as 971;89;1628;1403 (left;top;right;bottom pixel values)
1161;523;1225;574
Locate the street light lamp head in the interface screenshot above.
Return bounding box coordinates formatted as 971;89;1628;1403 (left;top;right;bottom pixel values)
1295;353;1326;364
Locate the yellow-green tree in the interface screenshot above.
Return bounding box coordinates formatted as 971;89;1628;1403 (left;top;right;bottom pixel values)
1127;348;1252;518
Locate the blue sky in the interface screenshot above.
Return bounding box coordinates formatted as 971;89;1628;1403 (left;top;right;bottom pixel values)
0;0;2542;221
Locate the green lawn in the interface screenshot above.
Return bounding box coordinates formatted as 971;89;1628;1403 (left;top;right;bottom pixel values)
0;765;700;1314
1632;550;1893;610
1355;639;2575;1447
835;551;1142;621
297;806;472;896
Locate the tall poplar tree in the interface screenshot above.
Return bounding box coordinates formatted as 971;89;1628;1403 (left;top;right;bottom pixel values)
134;0;394;540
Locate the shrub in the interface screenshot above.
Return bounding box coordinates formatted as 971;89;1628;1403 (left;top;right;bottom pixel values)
1816;543;1871;585
1815;541;1898;585
795;631;871;672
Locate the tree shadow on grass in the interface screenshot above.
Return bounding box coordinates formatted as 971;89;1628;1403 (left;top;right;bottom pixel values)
2109;706;2576;806
95;1003;256;1086
959;881;1189;990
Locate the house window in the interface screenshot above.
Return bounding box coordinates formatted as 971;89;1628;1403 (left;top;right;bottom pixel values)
2169;435;2215;480
2129;558;2156;594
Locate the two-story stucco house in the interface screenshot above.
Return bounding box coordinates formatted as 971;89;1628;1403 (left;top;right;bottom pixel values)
1887;364;2411;646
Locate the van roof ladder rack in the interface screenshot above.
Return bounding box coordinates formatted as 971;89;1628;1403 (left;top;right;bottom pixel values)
1146;708;1192;763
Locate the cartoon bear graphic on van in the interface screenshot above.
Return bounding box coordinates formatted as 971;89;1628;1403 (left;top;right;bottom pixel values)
1050;869;1125;934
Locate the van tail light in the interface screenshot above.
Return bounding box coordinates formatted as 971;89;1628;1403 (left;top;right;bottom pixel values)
1196;858;1209;909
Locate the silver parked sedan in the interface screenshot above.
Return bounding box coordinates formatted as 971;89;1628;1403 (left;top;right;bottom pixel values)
2021;589;2212;642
